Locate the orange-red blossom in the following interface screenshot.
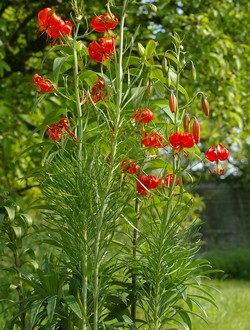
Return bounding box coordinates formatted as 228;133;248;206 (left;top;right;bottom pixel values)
90;13;118;33
37;8;72;41
46;118;77;144
205;143;229;175
33;74;54;93
88;37;116;63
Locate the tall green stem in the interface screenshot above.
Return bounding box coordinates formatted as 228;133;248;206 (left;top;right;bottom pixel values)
131;197;140;322
73;22;83;159
165;43;182;225
174;45;181;131
117;0;128;111
14;248;25;329
92;2;128;329
72;17;86;329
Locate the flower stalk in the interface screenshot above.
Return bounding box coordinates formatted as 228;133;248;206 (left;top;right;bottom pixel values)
73;21;83;158
131;197;140;322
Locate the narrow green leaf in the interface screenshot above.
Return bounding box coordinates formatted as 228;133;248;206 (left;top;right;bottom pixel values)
31;93;47;112
190;297;208;317
23;259;39;271
165;52;178;65
30;299;45;326
20;142;51;157
64;295;83;319
47;295;57;322
4;206;15;221
12;226;22;239
178;84;189;101
21;248;36;259
130;86;147;107
53;56;73;83
145;40;156;58
0;213;5;225
149;67;165;82
150;99;175;122
78;69;98;87
179;310;192;329
20;213;32;227
144;158;170;172
123;56;140;67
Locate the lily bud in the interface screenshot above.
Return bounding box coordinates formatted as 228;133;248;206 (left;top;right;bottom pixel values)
169;90;176;113
201;94;210;116
150;4;157;12
146;82;153;99
191;61;196;81
162;57;168;75
183;114;190;132
138;42;145;58
167;68;172;87
193;118;200;144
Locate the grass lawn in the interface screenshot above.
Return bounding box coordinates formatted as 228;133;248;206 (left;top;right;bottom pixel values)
192;279;250;330
1;279;250;329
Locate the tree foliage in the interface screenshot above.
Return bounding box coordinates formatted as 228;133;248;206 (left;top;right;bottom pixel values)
0;0;249;202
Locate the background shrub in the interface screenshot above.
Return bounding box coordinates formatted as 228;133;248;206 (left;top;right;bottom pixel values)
201;248;250;280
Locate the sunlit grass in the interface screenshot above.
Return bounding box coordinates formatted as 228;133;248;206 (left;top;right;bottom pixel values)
192;279;250;330
1;279;250;329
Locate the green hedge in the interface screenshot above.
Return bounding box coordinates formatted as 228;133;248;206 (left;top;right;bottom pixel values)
201;249;250;280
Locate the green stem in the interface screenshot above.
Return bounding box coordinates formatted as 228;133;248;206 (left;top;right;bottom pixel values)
174;48;181;131
92;2;128;329
81;253;87;330
72;15;86;328
73;22;83;159
131;197;140;322
165;46;182;225
13;242;25;329
117;0;128;111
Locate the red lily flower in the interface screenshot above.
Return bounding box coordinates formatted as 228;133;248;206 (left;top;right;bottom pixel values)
37;8;72;41
164;174;181;187
88;38;116;62
33;73;54;93
133;108;154;124
120;160;140;174
137;174;161;196
91;77;108;102
90;13;118;33
142;132;166;148
169;132;195;150
38;8;53;29
46;118;77;144
205;143;229;162
205;143;229;174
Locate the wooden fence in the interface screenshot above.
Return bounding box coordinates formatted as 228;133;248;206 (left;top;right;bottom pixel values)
197;181;250;249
